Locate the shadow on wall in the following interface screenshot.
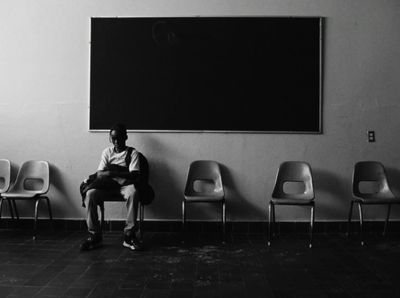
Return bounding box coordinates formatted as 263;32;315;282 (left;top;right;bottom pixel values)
49;163;80;218
386;167;400;196
220;164;265;221
147;157;184;219
312;168;351;220
137;136;191;220
10;161;19;185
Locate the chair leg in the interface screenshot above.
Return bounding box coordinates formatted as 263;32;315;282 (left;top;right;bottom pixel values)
100;204;105;233
222;201;226;238
34;199;41;240
0;198;3;220
12;199;19;219
6;199;14;219
309;204;315;248
358;202;364;246
139;203;144;240
272;203;276;236
383;204;391;236
268;202;272;246
347;201;354;237
182;200;186;232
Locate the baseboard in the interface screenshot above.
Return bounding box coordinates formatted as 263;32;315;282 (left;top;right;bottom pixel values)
1;218;400;234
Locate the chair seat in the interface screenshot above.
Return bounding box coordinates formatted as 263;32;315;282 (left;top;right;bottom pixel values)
2;192;41;199
271;198;314;205
354;197;400;204
185;195;224;202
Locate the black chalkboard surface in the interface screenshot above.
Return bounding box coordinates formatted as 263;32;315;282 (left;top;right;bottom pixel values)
89;17;322;133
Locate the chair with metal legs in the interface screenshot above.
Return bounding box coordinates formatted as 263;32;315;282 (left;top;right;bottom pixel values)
182;160;226;239
1;160;52;239
347;161;400;246
268;161;315;248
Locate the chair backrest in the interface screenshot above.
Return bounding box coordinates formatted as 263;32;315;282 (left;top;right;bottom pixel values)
10;160;50;194
184;160;224;197
352;161;395;200
272;161;314;200
0;159;11;193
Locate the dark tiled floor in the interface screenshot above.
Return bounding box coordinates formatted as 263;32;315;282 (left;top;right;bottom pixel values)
0;229;399;297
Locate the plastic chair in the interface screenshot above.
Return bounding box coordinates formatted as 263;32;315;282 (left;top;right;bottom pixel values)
99;152;151;239
268;161;315;248
347;161;400;245
182;160;226;236
1;160;52;239
0;159;16;220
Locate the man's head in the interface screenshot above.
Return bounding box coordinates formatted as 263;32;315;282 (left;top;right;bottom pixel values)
109;123;128;152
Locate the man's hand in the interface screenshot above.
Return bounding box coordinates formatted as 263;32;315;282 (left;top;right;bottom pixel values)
96;168;138;181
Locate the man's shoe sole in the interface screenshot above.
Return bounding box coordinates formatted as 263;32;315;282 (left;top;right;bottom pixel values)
123;241;140;250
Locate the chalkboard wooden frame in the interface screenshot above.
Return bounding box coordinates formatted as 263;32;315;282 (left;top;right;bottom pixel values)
89;16;323;133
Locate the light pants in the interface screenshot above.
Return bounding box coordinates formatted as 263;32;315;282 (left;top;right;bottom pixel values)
85;184;139;236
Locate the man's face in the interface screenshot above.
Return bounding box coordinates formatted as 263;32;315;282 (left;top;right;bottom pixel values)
110;130;127;152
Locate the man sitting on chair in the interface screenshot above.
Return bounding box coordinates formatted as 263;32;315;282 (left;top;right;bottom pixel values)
80;123;142;251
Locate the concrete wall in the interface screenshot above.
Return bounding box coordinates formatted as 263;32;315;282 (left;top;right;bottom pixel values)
1;0;400;222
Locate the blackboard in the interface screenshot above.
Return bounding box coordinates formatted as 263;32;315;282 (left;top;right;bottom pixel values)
89;17;322;133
